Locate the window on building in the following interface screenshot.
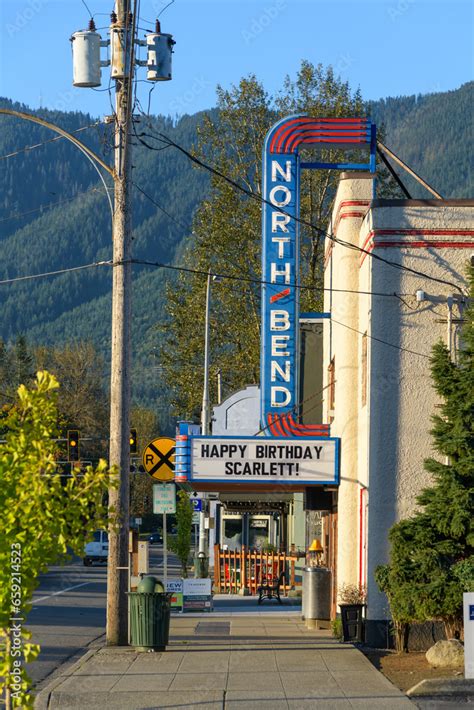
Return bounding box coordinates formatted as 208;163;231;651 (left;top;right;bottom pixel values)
362;332;368;408
328;357;335;422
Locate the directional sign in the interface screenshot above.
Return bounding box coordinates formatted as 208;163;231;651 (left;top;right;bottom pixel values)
153;483;176;514
143;437;175;482
192;498;203;512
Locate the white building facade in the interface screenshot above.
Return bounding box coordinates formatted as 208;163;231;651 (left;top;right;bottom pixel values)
323;172;473;645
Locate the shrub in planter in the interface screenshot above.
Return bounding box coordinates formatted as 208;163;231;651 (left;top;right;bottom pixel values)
331;617;343;640
338;584;366;643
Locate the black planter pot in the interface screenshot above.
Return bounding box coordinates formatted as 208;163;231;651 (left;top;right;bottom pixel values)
340;603;365;643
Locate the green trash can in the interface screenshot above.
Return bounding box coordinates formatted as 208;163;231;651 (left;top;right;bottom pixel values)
128;576;171;651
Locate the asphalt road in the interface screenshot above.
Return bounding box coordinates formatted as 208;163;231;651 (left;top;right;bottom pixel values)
27;545;175;689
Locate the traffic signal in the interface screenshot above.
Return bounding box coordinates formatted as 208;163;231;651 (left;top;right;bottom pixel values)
67;430;79;461
130;428;137;454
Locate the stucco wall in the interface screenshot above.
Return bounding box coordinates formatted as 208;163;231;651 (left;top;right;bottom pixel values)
360;200;472;619
324;173;374;595
325;185;473;623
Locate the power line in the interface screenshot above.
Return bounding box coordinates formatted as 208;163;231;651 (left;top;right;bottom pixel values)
0;122;102;161
0;261;112;286
80;0;93;18
0;187;109;224
0;256;430;359
145;130;464;295
132;181;192;232
132;259;432;359
330;317;430;358
130;257;410;298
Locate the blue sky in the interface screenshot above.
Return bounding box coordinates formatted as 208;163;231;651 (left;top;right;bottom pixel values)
1;0;472;118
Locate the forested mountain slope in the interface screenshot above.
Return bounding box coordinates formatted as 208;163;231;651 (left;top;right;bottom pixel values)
369;81;473;198
0;81;471;430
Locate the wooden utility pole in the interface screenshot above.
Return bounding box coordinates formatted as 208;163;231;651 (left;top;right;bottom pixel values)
106;0;135;646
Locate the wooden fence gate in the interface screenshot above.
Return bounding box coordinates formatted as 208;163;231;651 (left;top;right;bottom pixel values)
214;545;300;595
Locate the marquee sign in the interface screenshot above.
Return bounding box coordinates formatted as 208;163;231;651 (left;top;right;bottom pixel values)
190;436;340;485
260;116;376;434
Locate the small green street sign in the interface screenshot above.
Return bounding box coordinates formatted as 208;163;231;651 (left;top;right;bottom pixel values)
153;483;176;514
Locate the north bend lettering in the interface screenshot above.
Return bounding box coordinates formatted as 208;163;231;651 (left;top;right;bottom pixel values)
266;156;297;412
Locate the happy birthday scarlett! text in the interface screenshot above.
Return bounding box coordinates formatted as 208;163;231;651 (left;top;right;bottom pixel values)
199;443;324;477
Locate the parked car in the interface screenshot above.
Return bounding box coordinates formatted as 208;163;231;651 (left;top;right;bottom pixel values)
148;532;163;545
83;530;108;566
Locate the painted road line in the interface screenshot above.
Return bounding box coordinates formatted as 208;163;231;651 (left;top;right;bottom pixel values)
33;582;91;604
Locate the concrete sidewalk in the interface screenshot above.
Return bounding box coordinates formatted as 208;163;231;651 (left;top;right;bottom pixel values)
35;615;415;709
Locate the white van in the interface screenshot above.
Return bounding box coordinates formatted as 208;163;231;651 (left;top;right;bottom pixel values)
83;530;108;566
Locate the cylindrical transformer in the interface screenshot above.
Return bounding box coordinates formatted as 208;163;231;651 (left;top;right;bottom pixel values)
71;30;101;87
111;27;132;79
146;33;174;81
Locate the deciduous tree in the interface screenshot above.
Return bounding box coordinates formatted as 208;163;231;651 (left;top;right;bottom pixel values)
159;62;377;418
168;490;193;577
0;372;116;708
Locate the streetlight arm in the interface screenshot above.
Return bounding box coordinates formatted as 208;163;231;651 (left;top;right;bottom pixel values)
0;108;114;177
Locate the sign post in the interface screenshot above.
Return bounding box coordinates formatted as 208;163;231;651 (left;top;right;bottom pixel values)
153;483;176;586
464;592;474;679
163;513;167;585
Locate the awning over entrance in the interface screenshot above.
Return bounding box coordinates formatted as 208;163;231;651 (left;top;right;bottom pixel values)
219;492;293;515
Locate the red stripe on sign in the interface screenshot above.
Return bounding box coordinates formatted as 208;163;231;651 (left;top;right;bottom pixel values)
270;288;291;304
286;132;368;153
270;117;368;153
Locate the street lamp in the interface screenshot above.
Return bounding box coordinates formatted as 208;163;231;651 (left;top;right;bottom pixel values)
198;270;220;564
201;270;221;436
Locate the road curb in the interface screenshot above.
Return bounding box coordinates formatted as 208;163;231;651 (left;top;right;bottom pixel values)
407;677;474;697
34;647;101;709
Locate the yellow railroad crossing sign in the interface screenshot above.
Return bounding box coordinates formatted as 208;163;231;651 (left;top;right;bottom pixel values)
142;437;175;482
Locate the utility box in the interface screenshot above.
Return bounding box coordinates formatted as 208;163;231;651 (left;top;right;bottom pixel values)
71;29;102;87
137;541;149;576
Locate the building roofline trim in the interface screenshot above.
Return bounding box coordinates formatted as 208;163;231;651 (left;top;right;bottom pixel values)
339;172;376;180
369;198;474;208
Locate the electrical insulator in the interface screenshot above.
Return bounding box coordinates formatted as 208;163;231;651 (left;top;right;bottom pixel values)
71;20;102;87
146;22;175;81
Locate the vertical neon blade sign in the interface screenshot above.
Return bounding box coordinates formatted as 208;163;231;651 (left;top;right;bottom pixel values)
261;118;300;432
260;115;375;433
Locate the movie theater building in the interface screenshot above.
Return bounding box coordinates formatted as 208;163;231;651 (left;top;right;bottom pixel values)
323;171;473;644
177;116;473;643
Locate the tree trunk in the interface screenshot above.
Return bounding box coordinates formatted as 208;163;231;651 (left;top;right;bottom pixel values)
394;621;409;653
444;616;462;640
